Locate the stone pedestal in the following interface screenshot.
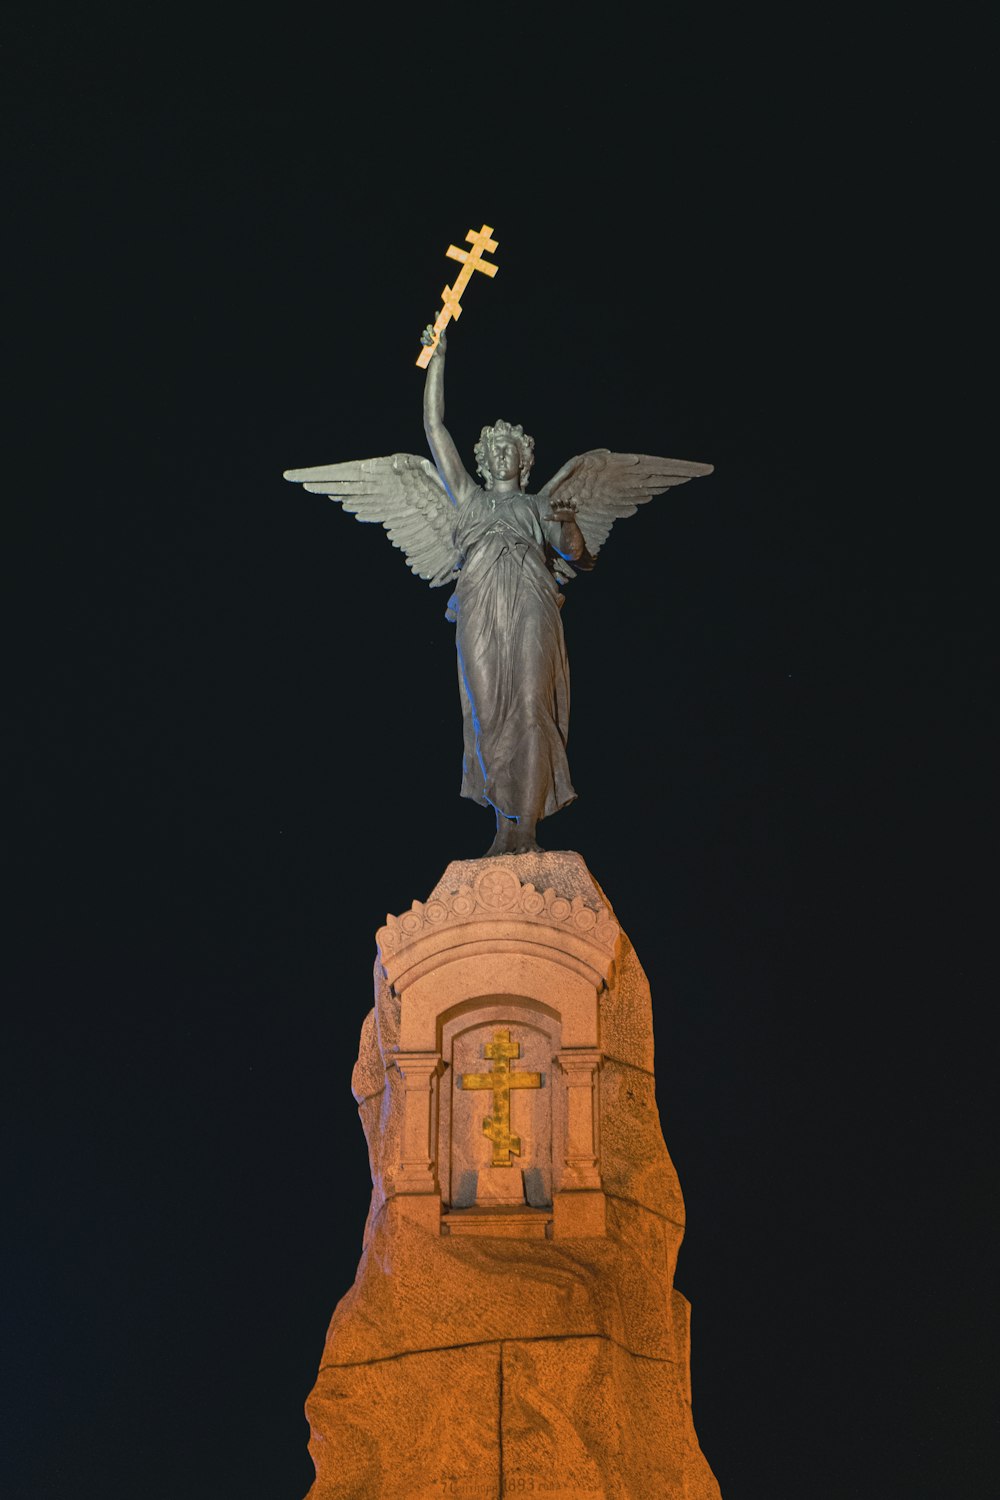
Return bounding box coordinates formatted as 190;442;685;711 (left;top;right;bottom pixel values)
304;851;721;1500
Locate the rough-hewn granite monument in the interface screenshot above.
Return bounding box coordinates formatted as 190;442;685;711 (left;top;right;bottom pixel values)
284;234;720;1497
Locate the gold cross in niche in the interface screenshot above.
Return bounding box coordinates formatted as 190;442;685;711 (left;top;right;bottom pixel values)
459;1029;541;1166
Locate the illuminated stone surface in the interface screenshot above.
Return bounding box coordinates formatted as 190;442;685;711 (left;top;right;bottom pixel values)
304;852;721;1500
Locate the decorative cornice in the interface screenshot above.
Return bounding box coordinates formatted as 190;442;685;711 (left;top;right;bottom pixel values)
377;864;619;962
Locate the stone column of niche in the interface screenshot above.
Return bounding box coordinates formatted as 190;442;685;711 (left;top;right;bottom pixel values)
392;1050;444;1231
553;1046;606;1237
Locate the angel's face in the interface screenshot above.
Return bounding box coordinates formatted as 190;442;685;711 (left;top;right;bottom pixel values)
488;434;521;485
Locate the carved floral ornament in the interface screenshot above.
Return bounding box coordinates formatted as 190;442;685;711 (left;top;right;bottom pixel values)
377;866;619;960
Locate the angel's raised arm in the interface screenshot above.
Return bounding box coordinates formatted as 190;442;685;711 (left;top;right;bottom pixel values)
422;332;477;507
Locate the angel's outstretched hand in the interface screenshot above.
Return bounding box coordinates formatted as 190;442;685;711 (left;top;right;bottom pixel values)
420;324;447;354
544;504;579;523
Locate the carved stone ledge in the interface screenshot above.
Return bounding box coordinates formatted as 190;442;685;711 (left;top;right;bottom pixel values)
377;859;620;965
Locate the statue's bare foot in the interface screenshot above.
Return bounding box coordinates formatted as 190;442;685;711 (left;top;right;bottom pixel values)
514;823;541;855
485;814;518;857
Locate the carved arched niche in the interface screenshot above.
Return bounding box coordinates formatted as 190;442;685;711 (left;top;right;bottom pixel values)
380;861;616;1237
439;995;561;1210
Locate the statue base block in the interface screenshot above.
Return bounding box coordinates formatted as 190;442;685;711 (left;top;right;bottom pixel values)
304;851;721;1500
552;1188;607;1238
475;1163;529;1205
391;1191;441;1233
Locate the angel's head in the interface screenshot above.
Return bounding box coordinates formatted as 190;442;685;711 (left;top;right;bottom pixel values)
474;420;535;491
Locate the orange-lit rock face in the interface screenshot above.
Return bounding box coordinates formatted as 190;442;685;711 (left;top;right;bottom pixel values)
305;852;721;1500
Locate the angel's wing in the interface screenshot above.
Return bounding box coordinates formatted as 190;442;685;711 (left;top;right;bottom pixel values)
538;449;714;572
283;453;459;587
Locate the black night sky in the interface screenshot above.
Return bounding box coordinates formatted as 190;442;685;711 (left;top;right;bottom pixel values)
6;10;991;1500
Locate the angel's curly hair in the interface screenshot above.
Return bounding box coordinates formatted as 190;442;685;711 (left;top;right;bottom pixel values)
474;420;535;490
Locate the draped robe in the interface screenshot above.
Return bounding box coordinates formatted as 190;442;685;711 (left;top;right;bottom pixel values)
446;487;576;822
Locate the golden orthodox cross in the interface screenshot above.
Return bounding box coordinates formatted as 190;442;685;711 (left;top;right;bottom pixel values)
459;1028;541;1166
415;224;499;368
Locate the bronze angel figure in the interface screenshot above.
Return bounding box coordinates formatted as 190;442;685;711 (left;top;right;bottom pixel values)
284;329;713;855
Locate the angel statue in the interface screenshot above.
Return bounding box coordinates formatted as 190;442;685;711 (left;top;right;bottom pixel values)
283;329;713;856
